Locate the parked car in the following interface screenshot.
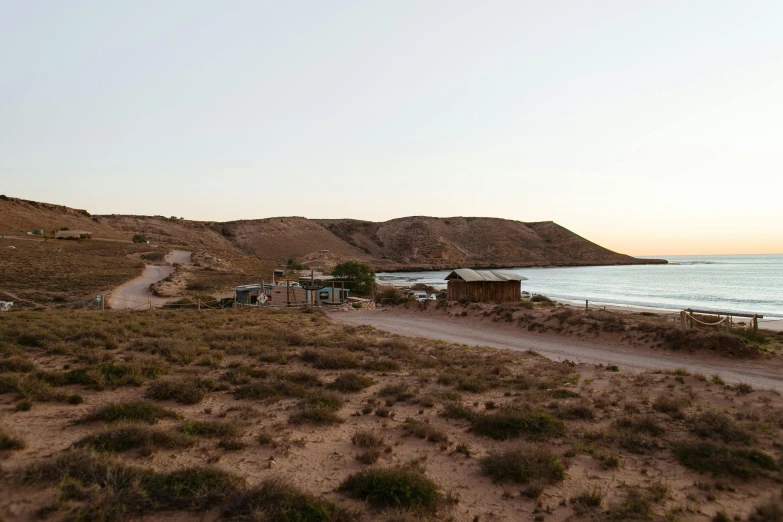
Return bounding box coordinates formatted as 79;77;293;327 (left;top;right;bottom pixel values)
413;292;437;301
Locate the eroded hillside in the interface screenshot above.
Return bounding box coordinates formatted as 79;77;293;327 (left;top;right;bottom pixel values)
1;197;663;273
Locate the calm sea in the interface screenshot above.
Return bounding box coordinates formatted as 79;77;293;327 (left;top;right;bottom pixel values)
376;255;783;319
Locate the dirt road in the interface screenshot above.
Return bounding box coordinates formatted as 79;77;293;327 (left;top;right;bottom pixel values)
331;309;783;392
108;250;191;310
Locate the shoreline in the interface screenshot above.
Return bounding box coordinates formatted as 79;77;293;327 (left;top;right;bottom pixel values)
374;258;668;273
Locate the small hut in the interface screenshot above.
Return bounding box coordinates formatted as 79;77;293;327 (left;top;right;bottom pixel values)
233;284;266;305
444;269;526;303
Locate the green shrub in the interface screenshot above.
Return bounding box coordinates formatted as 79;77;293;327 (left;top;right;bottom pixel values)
339;467;441;512
480;446;565;484
132;234;149;243
82;401;179;424
672;441;778;479
67;393;84;405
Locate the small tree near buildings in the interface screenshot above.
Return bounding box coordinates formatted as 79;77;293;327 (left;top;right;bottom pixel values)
332;261;376;296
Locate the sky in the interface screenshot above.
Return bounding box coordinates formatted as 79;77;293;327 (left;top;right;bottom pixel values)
1;1;782;256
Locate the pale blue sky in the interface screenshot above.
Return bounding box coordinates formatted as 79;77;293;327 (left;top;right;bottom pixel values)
1;1;781;255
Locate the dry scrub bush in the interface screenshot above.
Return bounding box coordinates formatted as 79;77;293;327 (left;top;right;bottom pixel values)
75;424;194;453
301;348;360;369
402;419;450;445
0;429;26;450
146;375;217;404
19;450;298;519
673;441;778;479
82;401;179;424
339;467;441;512
688;410;754;445
223;478;360;521
444;405;565;441
179;420;242;438
328;372;375;392
480;445;565;486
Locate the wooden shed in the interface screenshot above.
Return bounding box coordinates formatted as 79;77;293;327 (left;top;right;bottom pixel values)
445;269;527;303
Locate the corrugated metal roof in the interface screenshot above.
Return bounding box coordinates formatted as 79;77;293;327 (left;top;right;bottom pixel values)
444;269;527;282
233;284;263;291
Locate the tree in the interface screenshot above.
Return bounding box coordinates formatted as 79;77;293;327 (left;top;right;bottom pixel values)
332;261;376;296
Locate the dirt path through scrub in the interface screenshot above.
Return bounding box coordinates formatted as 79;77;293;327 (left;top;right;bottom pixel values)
108;250;191;309
331;309;783;392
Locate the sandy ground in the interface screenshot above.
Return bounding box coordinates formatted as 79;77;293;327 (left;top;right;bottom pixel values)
562;299;783;332
107;250;192;309
331;308;783;393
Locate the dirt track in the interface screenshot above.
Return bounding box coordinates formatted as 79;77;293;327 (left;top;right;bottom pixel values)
331;309;783;393
108;250;191;309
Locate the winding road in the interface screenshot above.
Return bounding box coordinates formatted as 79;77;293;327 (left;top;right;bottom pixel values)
107;250;191;310
331;309;783;393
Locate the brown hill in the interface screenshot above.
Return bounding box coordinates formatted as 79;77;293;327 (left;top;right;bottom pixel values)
0;196;126;240
316;216;663;270
0;196;664;273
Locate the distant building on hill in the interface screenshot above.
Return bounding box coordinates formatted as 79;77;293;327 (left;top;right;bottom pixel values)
55;230;92;239
444;269;527;303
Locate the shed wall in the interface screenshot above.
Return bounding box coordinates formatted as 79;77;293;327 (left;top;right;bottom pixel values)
447;280;521;303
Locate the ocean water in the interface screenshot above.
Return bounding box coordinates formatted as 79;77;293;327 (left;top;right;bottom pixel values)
376;255;783;319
